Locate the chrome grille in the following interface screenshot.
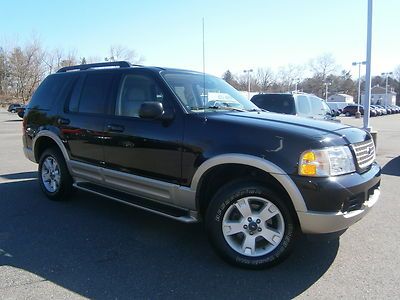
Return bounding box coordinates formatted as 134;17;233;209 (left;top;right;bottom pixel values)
351;139;375;169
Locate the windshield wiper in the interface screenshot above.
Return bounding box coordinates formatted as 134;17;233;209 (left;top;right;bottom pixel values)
207;105;246;112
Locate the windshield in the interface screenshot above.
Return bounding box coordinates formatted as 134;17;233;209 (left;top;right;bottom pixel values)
161;71;259;112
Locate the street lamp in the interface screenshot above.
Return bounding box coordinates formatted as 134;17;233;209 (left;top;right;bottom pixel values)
381;72;393;105
243;69;253;100
324;82;331;101
294;78;300;93
352;61;366;117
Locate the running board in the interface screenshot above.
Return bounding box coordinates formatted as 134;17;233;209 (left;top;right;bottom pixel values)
73;182;198;223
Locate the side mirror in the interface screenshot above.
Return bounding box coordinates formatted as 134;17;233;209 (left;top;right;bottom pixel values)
17;108;25;118
139;102;164;119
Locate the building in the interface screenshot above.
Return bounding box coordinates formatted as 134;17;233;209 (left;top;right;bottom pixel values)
327;93;354;103
361;86;397;105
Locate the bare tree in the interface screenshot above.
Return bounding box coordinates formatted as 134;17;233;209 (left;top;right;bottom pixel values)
106;45;144;64
309;53;338;80
7;39;46;103
276;64;302;92
255;68;274;92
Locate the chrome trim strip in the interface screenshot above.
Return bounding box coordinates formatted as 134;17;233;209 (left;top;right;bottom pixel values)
73;183;198;223
189;154;308;212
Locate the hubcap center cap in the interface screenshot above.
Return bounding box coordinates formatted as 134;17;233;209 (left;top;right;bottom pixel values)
248;221;258;232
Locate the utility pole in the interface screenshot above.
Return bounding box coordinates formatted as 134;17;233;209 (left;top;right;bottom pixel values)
381;72;393;105
324;82;331;101
363;0;373;130
243;69;253;100
352;61;366;118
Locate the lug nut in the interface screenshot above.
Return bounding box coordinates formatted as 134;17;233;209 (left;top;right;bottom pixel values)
243;225;248;229
258;228;262;232
247;217;252;222
250;232;254;235
256;219;261;224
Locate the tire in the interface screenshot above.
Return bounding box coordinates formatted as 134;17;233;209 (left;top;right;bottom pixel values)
205;180;297;269
38;147;72;201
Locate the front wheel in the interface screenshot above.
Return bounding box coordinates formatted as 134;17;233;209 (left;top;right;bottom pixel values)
206;181;297;269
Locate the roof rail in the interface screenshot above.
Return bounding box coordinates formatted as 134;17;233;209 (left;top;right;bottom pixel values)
57;61;133;73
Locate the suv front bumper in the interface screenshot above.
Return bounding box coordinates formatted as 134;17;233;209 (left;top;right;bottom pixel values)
298;187;380;233
292;162;381;234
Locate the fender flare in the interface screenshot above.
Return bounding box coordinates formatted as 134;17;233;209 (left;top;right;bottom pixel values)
190;154;307;212
33;130;71;171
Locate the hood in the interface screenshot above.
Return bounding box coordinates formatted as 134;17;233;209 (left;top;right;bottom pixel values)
206;111;369;144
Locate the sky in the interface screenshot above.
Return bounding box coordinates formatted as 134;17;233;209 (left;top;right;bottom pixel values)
1;0;399;78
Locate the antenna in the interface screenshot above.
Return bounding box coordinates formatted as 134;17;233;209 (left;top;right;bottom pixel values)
202;17;207;117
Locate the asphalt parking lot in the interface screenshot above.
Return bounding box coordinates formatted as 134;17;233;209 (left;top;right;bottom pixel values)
0;110;399;299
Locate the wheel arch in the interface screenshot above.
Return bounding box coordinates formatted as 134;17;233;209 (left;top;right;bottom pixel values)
33;131;70;169
191;154;307;216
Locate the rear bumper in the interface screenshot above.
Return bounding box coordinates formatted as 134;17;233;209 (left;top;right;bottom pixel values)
298;187;380;234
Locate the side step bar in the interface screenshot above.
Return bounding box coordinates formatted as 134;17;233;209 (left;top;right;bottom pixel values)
73;182;198;223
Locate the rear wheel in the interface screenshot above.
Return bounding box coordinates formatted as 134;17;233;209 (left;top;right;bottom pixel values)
38;148;72;201
206;181;297;269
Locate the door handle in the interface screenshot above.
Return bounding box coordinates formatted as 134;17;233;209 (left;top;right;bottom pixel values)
57;118;70;125
106;124;125;132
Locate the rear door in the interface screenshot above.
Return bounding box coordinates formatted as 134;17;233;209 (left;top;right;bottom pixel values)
59;71;116;165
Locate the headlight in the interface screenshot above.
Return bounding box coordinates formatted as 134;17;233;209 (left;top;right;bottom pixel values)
298;146;356;177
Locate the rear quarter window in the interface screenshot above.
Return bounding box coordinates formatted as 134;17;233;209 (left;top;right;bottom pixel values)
251;94;295;114
28;74;71;110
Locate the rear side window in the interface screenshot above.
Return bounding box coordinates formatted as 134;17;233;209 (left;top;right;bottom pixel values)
296;95;311;116
251;94;295;114
29;75;70;110
69;73;114;114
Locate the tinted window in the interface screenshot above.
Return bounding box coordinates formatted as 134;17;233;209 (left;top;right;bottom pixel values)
29;74;70;110
296;95;311;115
72;73;113;114
115;74;166;118
251;94;295;114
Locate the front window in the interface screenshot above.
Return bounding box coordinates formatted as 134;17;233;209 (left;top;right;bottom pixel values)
161;71;259;112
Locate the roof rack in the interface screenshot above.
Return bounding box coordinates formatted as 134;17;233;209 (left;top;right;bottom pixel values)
57;61;134;73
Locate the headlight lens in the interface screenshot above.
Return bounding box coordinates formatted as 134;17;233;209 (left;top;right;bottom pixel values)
299;146;356;177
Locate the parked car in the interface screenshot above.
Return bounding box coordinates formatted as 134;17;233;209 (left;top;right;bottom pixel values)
390;105;400;113
23;61;381;269
343;104;364;116
250;93;337;121
326;101;349;115
369;106;378;117
16;105;25;118
371;105;383;116
326;102;341;116
375;105;388;115
7;103;21;113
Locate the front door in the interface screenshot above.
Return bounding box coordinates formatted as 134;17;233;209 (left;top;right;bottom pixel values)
103;70;183;186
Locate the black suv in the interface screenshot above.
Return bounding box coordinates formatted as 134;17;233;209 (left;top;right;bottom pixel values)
23;62;381;269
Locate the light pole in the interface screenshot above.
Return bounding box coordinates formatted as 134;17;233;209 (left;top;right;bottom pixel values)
352;61;366;118
243;69;253;100
363;0;373;130
324;82;331;101
294;78;300;93
381;72;393;105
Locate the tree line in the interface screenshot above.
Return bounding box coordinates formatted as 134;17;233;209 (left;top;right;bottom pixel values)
0;39;399;105
0;38;143;104
223;53;400;102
